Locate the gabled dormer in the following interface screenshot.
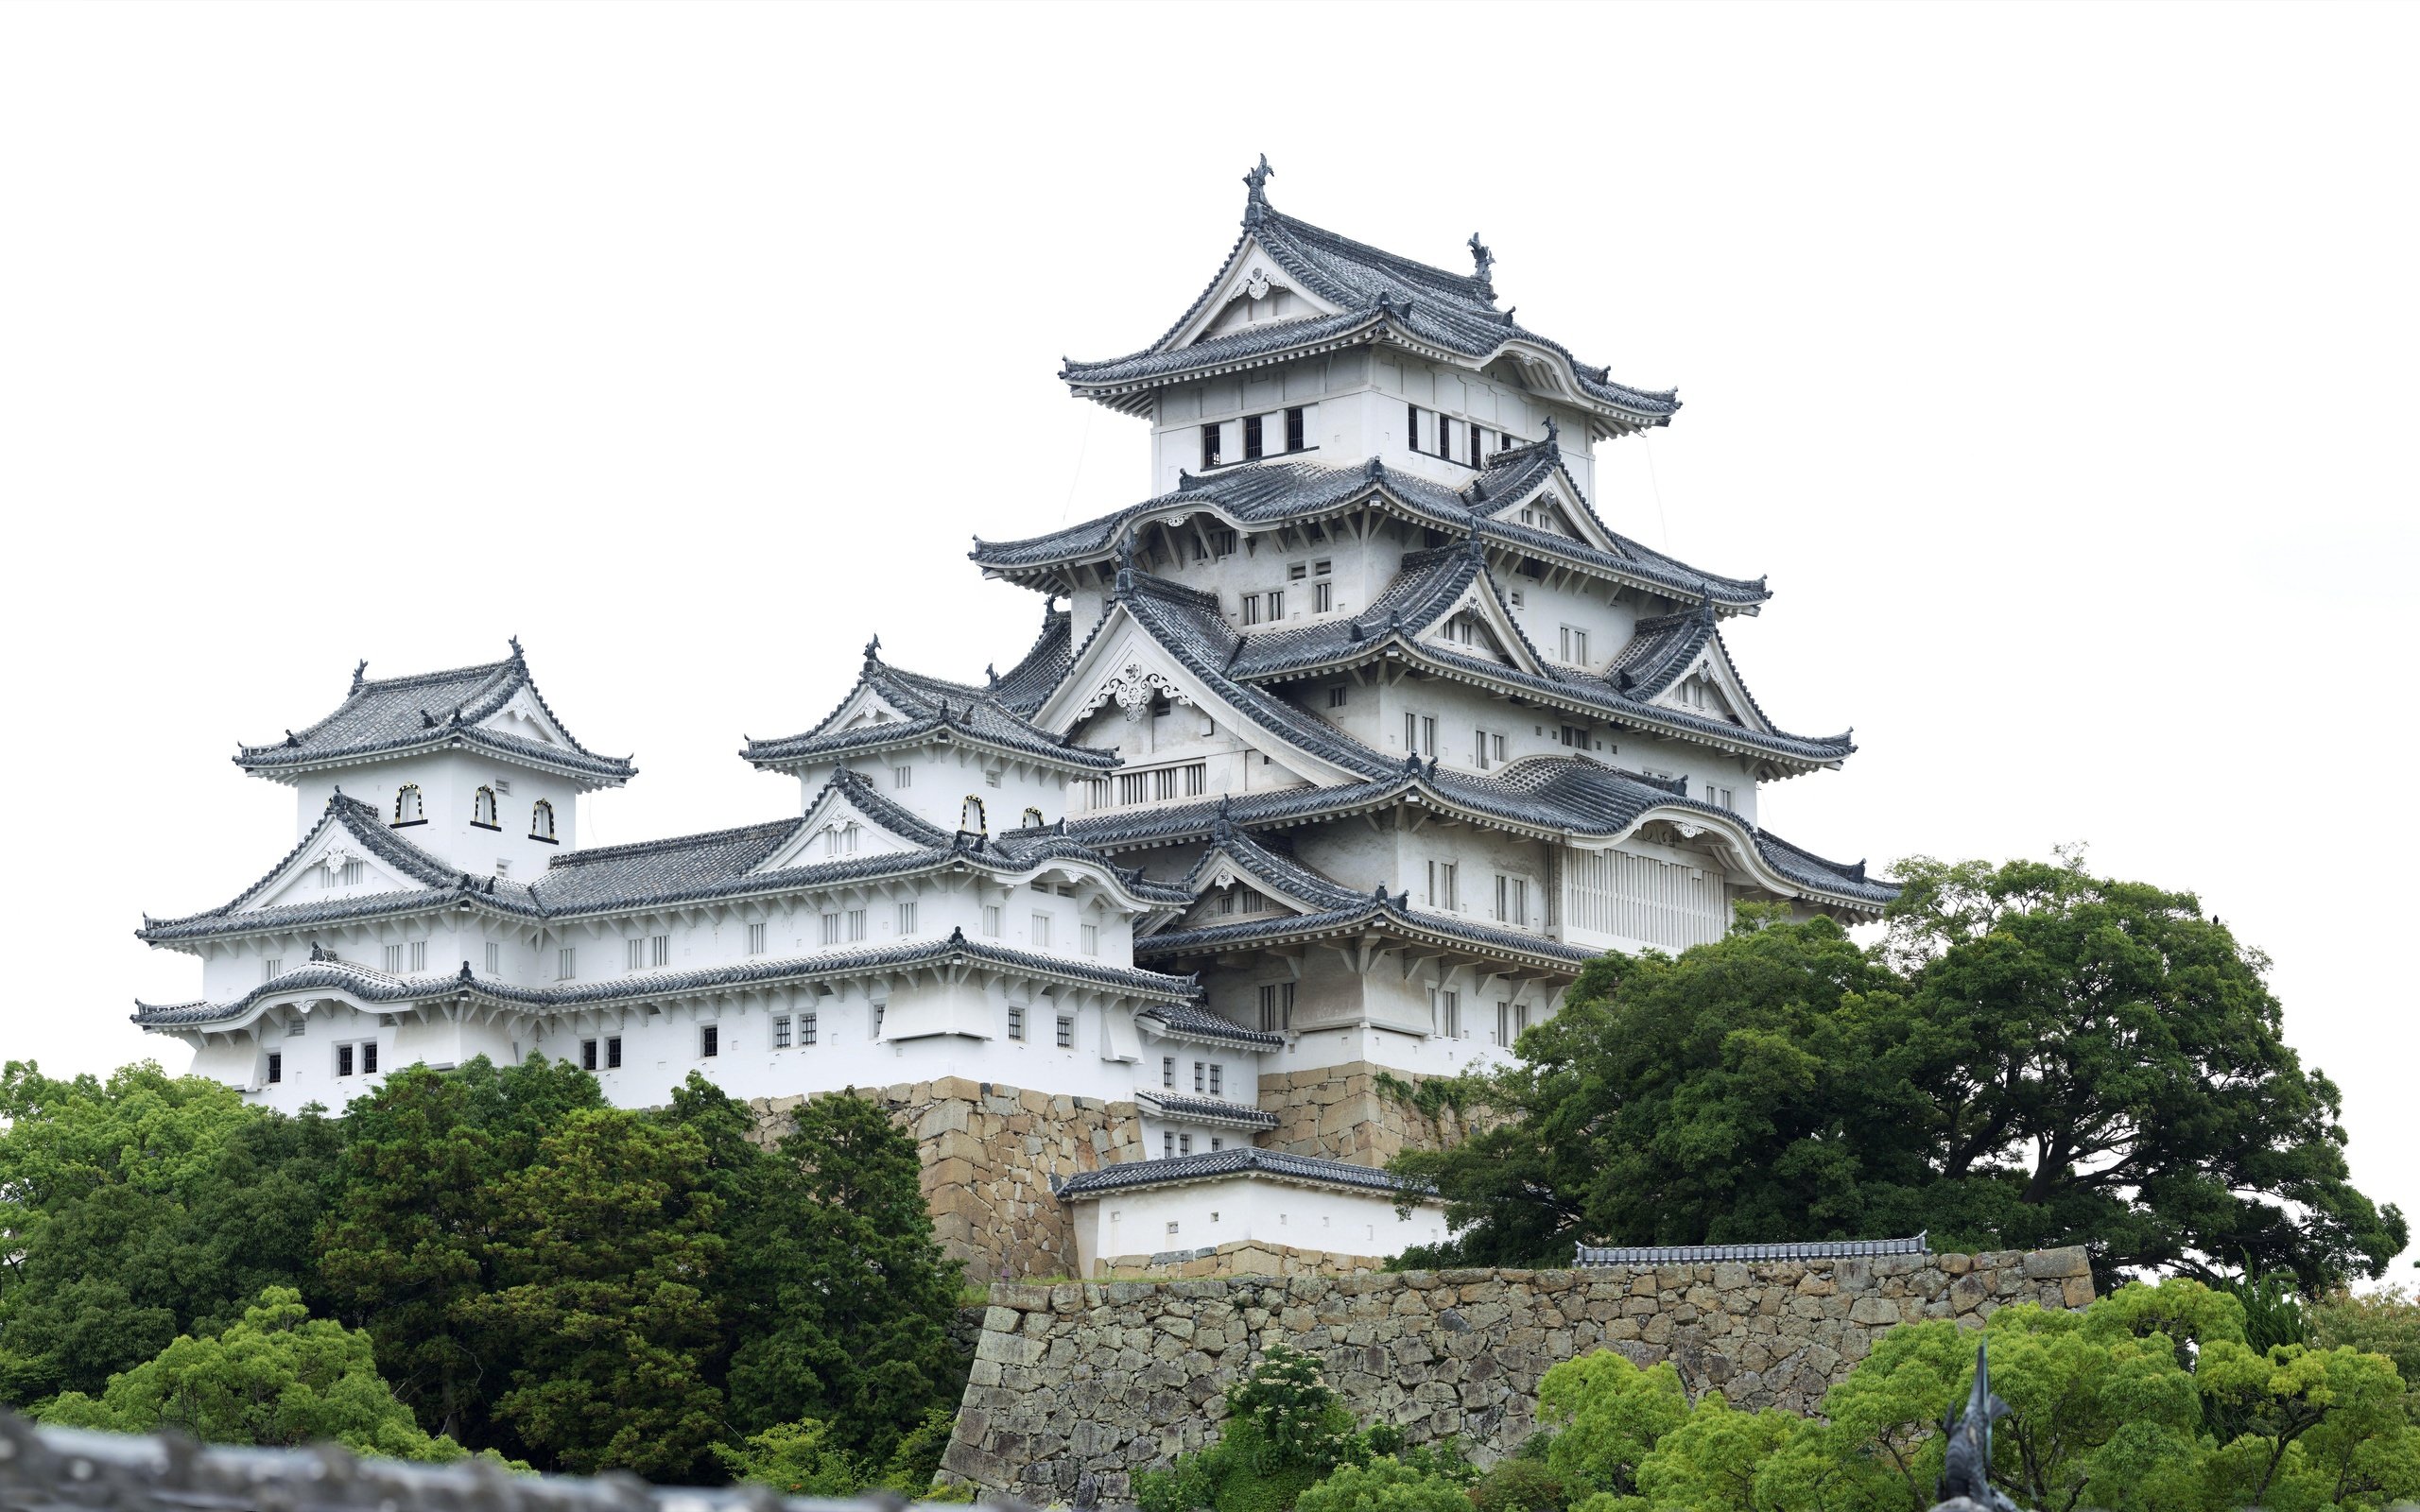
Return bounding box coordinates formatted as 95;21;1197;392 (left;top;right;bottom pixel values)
233;644;627;877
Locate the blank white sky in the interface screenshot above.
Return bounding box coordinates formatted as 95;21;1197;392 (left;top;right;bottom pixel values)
2;2;2411;1271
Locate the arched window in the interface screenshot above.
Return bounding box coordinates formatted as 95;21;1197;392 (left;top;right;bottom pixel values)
1021;806;1045;829
392;784;425;826
471;786;500;830
529;799;557;843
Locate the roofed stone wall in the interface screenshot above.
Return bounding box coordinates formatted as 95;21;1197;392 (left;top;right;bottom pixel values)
1257;1061;1495;1163
941;1246;2094;1504
1097;1239;1391;1280
748;1077;1145;1281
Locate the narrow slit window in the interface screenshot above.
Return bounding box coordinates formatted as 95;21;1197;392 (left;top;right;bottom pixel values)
1243;413;1264;460
1201;422;1221;470
1286;406;1305;451
606;1035;622;1068
747;921;767;954
700;1024;719;1058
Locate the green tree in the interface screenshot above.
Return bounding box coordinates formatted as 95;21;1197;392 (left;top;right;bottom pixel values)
1294;1457;1476;1512
2196;1340;2420;1510
720;1090;965;1469
1632;1395;1803;1512
1394;857;2407;1293
36;1286;459;1462
0;1061;335;1405
457;1107;725;1480
312;1055;603;1447
1538;1350;1693;1502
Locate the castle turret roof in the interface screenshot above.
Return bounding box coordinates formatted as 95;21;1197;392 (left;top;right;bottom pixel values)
234;644;633;785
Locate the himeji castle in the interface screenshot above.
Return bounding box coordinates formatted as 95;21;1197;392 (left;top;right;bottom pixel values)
138;161;1894;1279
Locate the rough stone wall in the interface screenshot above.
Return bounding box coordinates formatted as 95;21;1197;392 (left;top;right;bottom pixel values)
1257;1062;1494;1163
747;1077;1145;1281
941;1246;2094;1503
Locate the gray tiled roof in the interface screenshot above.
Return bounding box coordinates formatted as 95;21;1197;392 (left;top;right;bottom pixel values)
144;775;1192;948
134;930;1200;1030
1135;1090;1281;1129
743;648;1115;772
139;795;544;942
1574;1234;1928;1266
1061;200;1679;430
1055;1145;1430;1199
972;450;1770;612
1134;1001;1286;1051
234;646;634;784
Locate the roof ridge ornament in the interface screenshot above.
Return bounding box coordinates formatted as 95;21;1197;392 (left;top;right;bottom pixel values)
351;659;368;692
1363;455;1384;482
508;635;525;663
863;634;882;664
1114;534;1137;598
1241;153;1274;226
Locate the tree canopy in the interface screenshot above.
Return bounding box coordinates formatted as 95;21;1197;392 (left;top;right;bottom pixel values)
1392;857;2406;1291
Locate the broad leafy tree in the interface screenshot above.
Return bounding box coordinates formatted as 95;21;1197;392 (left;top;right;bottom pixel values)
1394;856;2406;1290
0;1061;336;1405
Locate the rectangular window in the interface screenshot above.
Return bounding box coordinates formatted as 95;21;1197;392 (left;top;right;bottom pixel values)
1211;1136;1224;1152
1710;785;1737;812
341;859;364;886
1496;875;1529;926
1194;1060;1206;1092
263;957;283;982
1031;913;1051;949
494;859;510;880
651;935;670;967
606;1036;622;1069
1210;527;1237;558
409;940;426;972
1243;412;1264;460
1407;402;1422;452
1201;421;1221;469
1178;1134;1194;1156
1164;1132;1176;1159
700;1024;718;1058
893;765;912;789
1257;982;1294;1032
1475;729;1491;770
1240;593;1261;626
483;941;501;974
626;937;644;971
771;1015;792;1049
385;944;404;973
801;1011;819;1046
1269;590;1287;622
821;913;841;945
1289;561;1307;583
982;904;1002;937
1328;685;1347;709
557;947;577;980
1055;1014;1075;1049
846;909;866;942
896;902;917;935
336;1043;354;1077
746;921;767;955
1427;860;1459;910
1209;1064;1224;1095
1442;990;1463;1039
265;1052;282;1085
1286;406;1305;451
360;1041;378;1074
1497;1001;1514;1047
1080;922;1098;956
1008;1005;1027;1041
581;1038;597;1071
985;770;1002;788
1560;626;1590;664
1493;733;1507;763
1163;1056;1177;1089
1314;579;1333;612
1420;715;1437;758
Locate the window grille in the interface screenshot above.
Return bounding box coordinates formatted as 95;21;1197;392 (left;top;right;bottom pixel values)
1030;913;1050;949
263;957;283;982
821;913;842;945
336;1044;354;1077
982;904;1002;936
361;1042;378;1074
1008;1005;1026;1040
800;1012;818;1046
1178;1134;1193;1156
265;1053;282;1085
1162;1056;1176;1088
1164;1132;1176;1159
341;859;364;885
896;902;917;935
1054;1014;1074;1048
1285;406;1305;451
1209;1064;1223;1095
846;910;866;942
1240;593;1261;626
1328;685;1346;708
894;765;912;789
1314;580;1333;612
1243;413;1264;460
557;947;577;980
1257;982;1294;1032
772;1016;792;1049
1201;421;1221;470
1080;922;1098;956
484;942;501;974
384;944;404;973
606;1036;622;1069
581;1039;597;1071
1267;589;1285;620
409;940;426;972
700;1025;718;1058
1194;1060;1205;1092
747;921;767;954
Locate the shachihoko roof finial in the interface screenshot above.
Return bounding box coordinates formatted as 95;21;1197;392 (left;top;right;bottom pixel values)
863;633;882;663
351;659;369;691
1242;154;1274;224
1543;414;1560;447
508;635;524;661
1468;232;1494;281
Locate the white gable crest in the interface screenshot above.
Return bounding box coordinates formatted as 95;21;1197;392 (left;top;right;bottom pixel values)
1079;662;1195;723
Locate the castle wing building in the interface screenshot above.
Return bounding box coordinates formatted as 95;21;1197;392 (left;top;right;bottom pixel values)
140;163;1891;1280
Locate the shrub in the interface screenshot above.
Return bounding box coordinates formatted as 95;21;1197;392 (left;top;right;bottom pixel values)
1295;1456;1478;1512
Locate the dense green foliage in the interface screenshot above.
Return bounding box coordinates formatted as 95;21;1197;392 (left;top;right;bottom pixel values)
36;1287;461;1462
0;1056;965;1484
0;1062;339;1404
1392;857;2407;1291
1259;1280;2419;1512
1135;1346;1474;1512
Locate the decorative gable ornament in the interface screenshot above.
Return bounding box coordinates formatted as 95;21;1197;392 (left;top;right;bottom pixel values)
1244;268;1271;301
1081;662;1192;723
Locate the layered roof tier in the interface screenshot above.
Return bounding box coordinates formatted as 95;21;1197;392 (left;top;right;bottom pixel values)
1060;167;1678;438
975;441;1768;612
235;643;633;786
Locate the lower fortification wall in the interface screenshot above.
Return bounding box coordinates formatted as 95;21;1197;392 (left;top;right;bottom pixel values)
940;1246;2094;1503
748;1077;1145;1281
1256;1062;1495;1163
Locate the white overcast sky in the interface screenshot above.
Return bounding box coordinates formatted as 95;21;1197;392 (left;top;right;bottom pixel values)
3;3;2411;1271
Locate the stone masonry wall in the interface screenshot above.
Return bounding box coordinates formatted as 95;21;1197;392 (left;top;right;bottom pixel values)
941;1246;2094;1503
1257;1062;1494;1163
748;1077;1145;1281
1097;1240;1392;1280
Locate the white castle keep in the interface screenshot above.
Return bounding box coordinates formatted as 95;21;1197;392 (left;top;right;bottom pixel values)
139;162;1893;1277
